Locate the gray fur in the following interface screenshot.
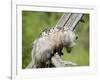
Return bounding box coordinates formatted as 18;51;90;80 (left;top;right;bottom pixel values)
31;28;77;68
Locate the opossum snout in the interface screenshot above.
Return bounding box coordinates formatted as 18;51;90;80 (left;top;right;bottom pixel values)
66;48;72;53
66;42;76;53
76;35;78;40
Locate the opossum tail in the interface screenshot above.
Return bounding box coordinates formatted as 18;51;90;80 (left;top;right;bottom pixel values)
26;61;33;68
31;41;37;68
26;41;36;68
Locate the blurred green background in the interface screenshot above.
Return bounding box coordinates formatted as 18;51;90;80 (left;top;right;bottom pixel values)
22;11;89;69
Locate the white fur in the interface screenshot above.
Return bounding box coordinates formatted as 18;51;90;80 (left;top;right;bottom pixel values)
31;29;77;68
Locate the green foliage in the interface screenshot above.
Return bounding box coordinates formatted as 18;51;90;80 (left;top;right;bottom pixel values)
22;11;89;68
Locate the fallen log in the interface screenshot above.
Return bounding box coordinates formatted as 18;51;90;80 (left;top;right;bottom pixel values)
64;13;83;30
55;13;71;28
55;13;83;31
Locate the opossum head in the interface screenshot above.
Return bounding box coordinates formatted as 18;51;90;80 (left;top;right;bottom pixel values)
62;29;78;53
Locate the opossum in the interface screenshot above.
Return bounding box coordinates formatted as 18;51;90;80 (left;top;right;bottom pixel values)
31;28;78;68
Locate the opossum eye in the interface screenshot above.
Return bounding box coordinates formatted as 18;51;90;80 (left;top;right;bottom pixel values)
75;35;78;40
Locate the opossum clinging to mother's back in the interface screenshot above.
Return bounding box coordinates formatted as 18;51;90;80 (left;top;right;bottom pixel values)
31;27;78;68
